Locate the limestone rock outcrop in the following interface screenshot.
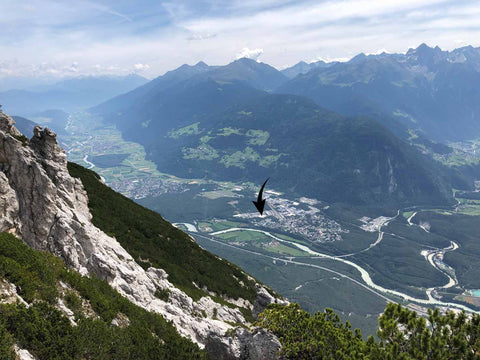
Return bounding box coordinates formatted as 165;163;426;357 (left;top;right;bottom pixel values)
205;327;283;360
253;284;288;319
14;345;36;360
0;111;283;358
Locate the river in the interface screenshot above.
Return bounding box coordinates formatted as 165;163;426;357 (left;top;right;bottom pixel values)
82;154;95;169
209;226;477;312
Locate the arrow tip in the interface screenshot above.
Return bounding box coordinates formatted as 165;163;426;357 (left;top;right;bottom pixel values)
252;199;266;215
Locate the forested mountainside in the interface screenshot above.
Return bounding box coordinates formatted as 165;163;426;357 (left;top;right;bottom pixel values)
151;93;470;207
93;77;468;207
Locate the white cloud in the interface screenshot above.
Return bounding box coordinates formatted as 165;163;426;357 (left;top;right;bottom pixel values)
236;47;264;61
183;0;450;34
311;56;352;63
1;0;480;78
134;63;150;70
365;49;391;56
187;33;217;41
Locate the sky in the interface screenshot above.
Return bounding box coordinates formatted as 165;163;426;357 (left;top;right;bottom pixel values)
1;0;480;79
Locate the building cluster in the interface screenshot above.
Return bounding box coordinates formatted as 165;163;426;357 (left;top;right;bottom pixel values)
359;216;392;232
236;194;347;242
111;177;187;199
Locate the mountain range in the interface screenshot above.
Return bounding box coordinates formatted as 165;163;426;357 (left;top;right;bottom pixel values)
5;44;480;144
279;44;480;141
4;44;480;359
92;45;480;208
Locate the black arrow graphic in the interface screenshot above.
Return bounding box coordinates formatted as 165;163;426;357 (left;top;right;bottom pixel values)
252;178;269;215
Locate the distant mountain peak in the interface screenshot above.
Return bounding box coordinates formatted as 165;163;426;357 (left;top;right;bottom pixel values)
194;60;209;68
157;61;213;81
406;43;439;56
417;42;431;50
177;63;199;70
405;43;446;67
349;53;367;62
233;57;262;66
281;59;331;79
192;57;287;90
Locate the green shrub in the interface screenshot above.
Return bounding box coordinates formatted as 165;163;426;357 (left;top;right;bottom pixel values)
257;302;480;360
154;288;171;301
64;291;82;317
0;233;207;359
10;133;28;146
0;322;15;360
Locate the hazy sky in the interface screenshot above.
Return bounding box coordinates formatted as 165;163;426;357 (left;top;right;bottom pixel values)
1;0;479;79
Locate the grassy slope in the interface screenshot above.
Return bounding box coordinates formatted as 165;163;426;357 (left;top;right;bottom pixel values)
67;162;258;304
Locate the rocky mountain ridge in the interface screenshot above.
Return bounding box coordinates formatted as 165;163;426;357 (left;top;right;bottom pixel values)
278;44;480;141
0;110;285;359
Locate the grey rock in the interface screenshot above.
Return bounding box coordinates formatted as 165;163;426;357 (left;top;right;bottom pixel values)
14;345;36;360
238;328;283;360
0;172;19;232
253;285;288;319
205;327;283;360
205;332;241;360
0;279;28;306
0;111;21;137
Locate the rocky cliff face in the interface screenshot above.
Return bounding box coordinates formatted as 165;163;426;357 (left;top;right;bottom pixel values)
0;110;284;359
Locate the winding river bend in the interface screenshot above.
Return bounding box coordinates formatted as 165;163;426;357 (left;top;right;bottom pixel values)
208;226;478;313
